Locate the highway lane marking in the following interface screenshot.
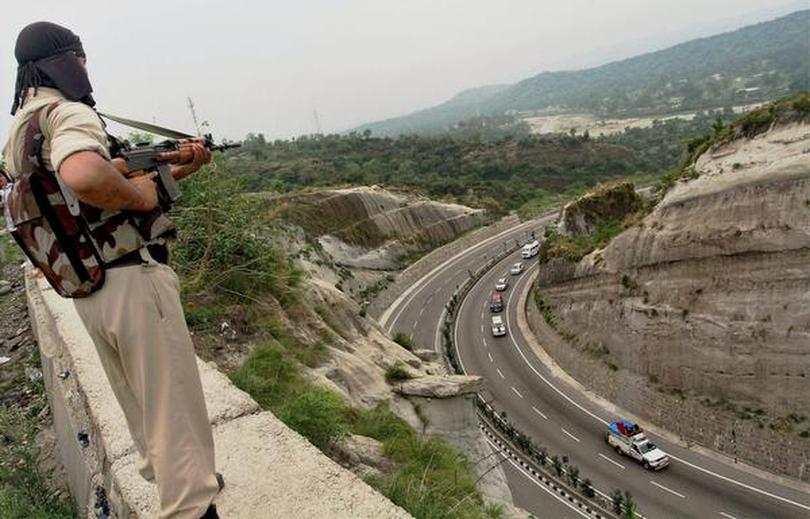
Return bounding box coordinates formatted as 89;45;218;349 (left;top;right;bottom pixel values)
497;368;505;379
531;406;548;419
382;218;540;332
484;438;592;519
561;428;581;443
511;387;523;399
502;266;810;513
650;480;686;499
450;230;810;514
487;352;494;363
598;453;625;469
418;306;426;318
480;324;484;334
719;513;738;519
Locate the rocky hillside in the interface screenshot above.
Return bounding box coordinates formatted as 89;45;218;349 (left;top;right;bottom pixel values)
180;183;515;510
269;186;486;298
536;97;810;424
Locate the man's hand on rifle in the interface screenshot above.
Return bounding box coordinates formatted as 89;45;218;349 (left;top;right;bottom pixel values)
170;143;212;181
129;171;159;210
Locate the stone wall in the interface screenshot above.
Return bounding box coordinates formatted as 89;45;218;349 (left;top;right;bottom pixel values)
525;289;810;482
26;272;411;518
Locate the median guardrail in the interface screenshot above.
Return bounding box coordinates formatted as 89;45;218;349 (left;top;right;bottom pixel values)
438;238;639;519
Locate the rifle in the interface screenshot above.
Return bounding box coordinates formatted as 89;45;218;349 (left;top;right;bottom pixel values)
99;112;241;206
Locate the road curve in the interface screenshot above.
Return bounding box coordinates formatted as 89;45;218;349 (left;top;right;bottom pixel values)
385;217;810;519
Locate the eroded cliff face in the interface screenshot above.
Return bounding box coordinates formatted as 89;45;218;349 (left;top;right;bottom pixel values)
275;186;486;269
537;121;810;417
210;186;514;502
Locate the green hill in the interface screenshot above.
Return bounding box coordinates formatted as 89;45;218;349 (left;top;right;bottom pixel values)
357;10;809;136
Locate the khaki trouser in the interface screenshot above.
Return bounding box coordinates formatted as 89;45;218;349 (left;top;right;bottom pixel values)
74;261;219;519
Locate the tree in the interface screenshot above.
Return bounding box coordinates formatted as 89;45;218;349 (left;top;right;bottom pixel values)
611;489;625;515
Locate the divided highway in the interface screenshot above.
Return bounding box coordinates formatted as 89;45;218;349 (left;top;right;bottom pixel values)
382;217;810;519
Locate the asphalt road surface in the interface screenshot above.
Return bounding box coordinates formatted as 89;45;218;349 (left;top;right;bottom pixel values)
382;217;810;519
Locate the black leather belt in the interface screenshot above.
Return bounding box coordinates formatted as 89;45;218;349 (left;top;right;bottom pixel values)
106;244;169;269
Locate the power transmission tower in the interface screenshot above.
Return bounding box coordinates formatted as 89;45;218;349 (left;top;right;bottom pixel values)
313;109;322;135
188;96;201;136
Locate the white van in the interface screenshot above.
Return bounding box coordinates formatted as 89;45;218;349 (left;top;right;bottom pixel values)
491;316;507;337
521;240;540;259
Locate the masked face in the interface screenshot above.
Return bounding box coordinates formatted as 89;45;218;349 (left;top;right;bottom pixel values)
11;21;95;115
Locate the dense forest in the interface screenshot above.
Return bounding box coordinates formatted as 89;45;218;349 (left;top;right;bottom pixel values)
357;10;809;136
227;109;731;216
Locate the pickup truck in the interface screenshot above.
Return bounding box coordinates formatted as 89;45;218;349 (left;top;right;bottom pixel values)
605;420;670;471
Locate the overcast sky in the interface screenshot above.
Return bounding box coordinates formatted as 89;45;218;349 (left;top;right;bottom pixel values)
0;0;804;141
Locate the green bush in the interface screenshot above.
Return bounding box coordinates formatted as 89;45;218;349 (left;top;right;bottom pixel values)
279;388;349;449
230;340;303;409
393;332;415;351
385;363;413;384
172;156;301;307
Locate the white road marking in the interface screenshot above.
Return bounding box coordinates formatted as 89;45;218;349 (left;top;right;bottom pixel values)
484;438;592;519
561;428;581;443
487;352;494;363
481;337;487;349
382;218;540;331
418;306;426;318
719;513;738;519
501;266;810;513
496;368;505;379
650;480;686;499
512;387;523;399
447;225;810;515
531;406;548;419
598;453;625;469
480;323;484;334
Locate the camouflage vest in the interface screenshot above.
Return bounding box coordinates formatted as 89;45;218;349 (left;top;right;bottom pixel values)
2;103;175;298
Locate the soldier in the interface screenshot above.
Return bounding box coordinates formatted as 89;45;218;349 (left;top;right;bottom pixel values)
3;22;221;519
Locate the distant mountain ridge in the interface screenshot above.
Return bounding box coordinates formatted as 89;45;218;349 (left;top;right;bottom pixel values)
356;10;809;137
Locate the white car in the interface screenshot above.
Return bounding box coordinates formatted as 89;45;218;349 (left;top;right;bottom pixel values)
491;316;507;337
510;262;524;275
495;278;509;291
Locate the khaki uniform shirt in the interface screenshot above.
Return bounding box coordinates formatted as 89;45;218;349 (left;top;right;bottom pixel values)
2;87;110;177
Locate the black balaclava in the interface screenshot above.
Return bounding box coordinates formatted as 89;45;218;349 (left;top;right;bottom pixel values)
11;21;95;115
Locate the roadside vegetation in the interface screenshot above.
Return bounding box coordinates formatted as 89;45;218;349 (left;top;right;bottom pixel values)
654;92;809;197
227;108;728;221
0;236;76;519
172;160;500;518
231;331;501;519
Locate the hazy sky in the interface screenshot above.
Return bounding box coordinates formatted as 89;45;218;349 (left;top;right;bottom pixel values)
0;0;804;141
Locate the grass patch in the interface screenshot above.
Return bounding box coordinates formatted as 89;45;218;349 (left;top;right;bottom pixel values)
540;219;626;263
385;363;413;384
232;337;501;518
0;406;76;519
393;332;415;351
350;404;502;519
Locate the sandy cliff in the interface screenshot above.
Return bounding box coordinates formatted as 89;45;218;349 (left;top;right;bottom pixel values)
537;118;810;420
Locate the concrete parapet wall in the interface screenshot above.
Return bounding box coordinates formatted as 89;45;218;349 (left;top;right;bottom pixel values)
26;272;411;518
